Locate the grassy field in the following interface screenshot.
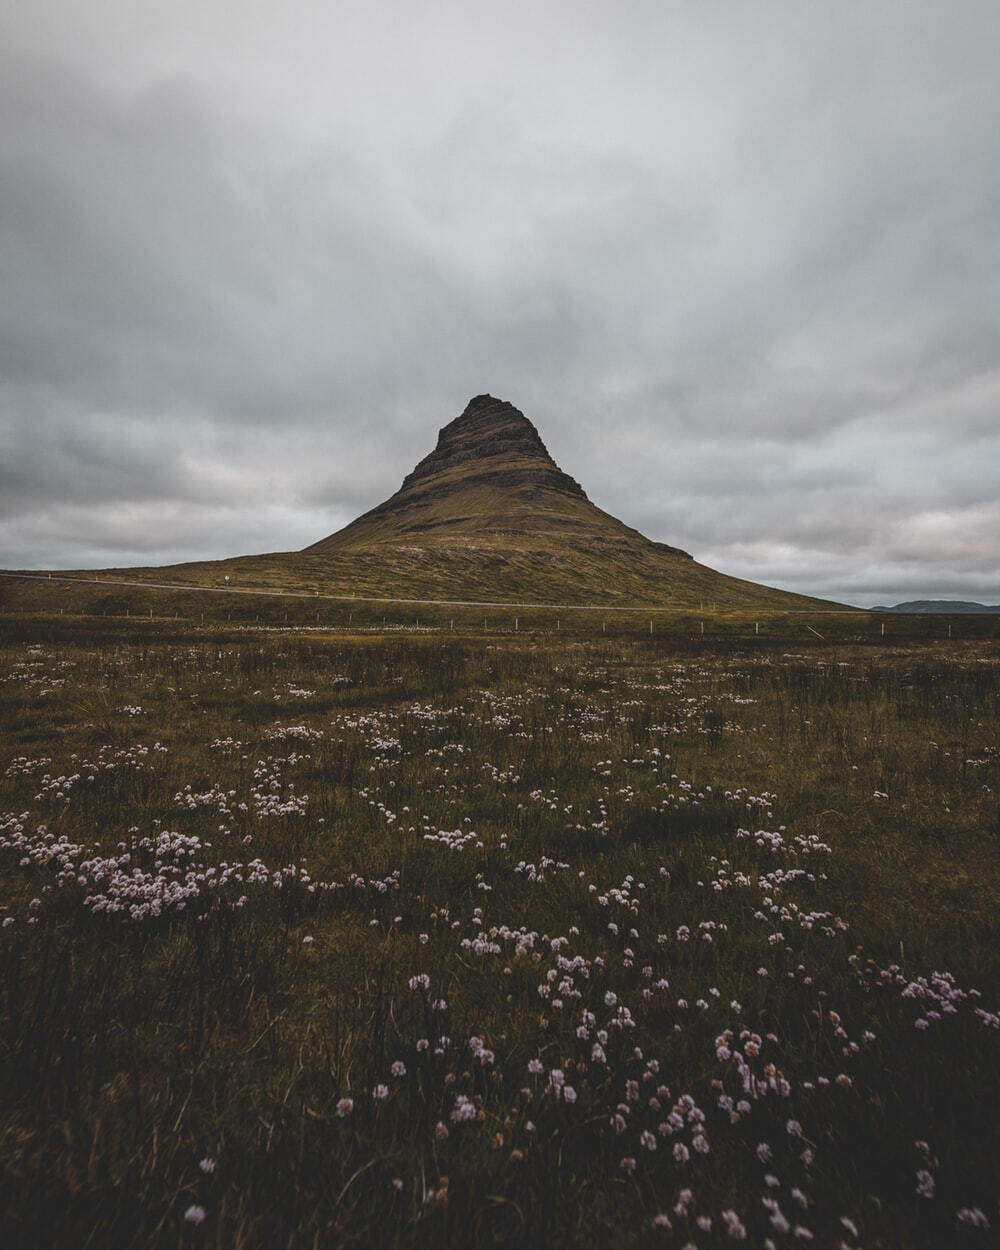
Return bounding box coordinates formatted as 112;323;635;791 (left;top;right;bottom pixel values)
0;615;997;1248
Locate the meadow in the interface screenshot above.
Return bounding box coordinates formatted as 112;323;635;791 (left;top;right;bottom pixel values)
0;614;997;1247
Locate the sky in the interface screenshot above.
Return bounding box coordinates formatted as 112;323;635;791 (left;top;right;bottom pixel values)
2;1;998;607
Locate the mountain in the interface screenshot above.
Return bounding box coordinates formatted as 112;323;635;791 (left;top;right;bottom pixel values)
307;394;690;561
871;600;1000;614
18;395;851;610
289;394;840;609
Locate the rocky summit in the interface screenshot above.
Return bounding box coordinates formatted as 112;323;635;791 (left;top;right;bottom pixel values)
402;394;587;500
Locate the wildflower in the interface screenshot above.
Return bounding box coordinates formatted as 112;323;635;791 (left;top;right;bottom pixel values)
183;1205;206;1225
916;1170;934;1199
956;1208;990;1229
640;1130;657;1151
409;974;430;991
198;1157;216;1174
620;1156;637;1175
563;1085;577;1104
391;1061;406;1078
336;1097;354;1118
672;1142;690;1163
391;1177;404;1193
665;1186;689;1211
372;1084;389;1101
652;1213;672;1230
527;1059;543;1075
721;1209;747;1239
450;1094;477;1122
786;1120;803;1138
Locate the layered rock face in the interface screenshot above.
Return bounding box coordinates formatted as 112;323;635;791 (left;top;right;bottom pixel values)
400;394;587;500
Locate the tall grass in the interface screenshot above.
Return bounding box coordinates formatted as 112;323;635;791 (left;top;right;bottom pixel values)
0;624;997;1247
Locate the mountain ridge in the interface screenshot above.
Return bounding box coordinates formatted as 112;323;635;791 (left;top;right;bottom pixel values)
872;600;1000;614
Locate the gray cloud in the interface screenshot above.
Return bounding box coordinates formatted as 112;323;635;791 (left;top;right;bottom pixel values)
1;2;999;605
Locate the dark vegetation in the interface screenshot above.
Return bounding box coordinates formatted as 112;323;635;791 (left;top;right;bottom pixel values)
0;615;997;1248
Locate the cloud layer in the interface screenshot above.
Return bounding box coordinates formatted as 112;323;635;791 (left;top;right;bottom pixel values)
2;2;999;604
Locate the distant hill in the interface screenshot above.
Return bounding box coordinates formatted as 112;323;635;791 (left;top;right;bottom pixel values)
14;395;854;610
871;600;1000;614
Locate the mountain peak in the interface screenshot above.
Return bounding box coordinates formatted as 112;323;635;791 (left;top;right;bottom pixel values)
401;395;586;498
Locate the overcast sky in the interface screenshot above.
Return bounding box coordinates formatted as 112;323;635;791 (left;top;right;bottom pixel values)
2;1;998;605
